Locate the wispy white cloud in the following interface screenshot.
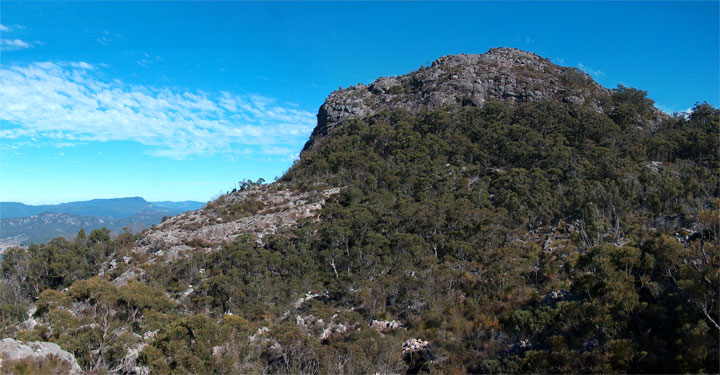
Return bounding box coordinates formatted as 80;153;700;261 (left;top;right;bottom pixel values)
514;36;534;45
0;24;23;32
0;127;38;139
68;61;94;70
1;38;33;51
577;62;605;79
0;24;36;51
54;142;78;148
96;31;123;46
137;53;164;68
0;62;316;159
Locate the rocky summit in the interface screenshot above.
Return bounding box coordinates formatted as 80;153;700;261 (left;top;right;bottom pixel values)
306;47;611;150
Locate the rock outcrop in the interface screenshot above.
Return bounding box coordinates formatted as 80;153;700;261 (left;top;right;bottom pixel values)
402;338;430;356
371;319;403;333
402;338;434;373
124;184;340;266
304;47;611;151
0;338;83;374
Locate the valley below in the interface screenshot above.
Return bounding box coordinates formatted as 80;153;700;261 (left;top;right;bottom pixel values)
0;198;205;250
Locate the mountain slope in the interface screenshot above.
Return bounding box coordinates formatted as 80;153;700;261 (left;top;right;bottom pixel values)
121;48;717;373
0;48;717;375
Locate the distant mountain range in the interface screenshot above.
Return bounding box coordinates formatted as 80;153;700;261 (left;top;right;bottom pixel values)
0;197;205;248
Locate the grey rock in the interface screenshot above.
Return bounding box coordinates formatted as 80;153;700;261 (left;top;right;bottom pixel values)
0;338;82;374
371;319;403;333
402;338;430;355
304;47;611;152
112;266;146;287
320;322;349;341
123;185;341;266
542;290;570;304
119;341;150;375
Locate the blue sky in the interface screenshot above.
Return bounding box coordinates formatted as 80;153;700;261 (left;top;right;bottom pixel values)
1;1;718;205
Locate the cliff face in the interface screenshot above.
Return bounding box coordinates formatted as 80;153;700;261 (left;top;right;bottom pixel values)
305;47;611;151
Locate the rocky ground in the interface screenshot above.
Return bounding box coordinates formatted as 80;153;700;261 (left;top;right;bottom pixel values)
131;184;340;260
109;183;340;285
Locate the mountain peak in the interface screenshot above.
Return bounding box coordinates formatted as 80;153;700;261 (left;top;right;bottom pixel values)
432;47;547;68
305;48;609;151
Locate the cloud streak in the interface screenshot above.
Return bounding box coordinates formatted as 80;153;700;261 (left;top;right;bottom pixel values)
0;38;33;51
0;24;35;51
0;62;316;158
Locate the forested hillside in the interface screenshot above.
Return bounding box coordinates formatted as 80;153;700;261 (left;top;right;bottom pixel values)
0;49;718;374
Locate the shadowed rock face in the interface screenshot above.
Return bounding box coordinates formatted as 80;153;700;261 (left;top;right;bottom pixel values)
304;47;611;151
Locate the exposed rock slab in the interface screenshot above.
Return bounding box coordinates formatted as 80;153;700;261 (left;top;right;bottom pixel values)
0;338;82;374
130;184;340;262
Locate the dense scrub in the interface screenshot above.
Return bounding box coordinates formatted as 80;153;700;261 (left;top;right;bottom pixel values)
277;95;719;373
1;88;718;374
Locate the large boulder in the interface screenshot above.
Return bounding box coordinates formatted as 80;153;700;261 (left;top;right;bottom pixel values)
0;338;82;374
